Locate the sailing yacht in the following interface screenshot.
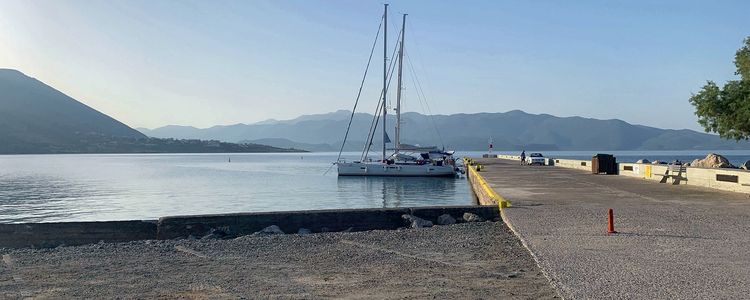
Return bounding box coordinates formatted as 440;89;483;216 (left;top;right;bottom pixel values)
336;5;457;177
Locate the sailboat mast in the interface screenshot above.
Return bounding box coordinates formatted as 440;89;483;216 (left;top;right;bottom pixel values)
395;14;406;154
382;4;388;162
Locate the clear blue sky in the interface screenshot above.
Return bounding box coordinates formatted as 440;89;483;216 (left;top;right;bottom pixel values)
0;0;747;130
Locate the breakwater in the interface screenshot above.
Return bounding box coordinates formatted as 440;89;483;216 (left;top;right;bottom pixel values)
0;205;499;248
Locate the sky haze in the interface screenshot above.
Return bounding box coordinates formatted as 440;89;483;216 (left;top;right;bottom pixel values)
0;0;748;131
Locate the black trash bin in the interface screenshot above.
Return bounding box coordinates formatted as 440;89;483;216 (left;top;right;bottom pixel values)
592;154;617;175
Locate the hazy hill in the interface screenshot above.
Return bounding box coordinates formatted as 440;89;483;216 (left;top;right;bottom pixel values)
253;110;356;126
0;69;146;153
140;111;376;148
140;110;750;151
0;69;298;154
238;138;336;152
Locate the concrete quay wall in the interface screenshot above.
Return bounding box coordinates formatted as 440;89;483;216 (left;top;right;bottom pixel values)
0;220;157;249
618;163;671;182
551;158;591;171
465;159;510;208
619;162;750;193
157;208;408;239
687;167;750;193
0;206;500;249
483;155;750;194
466;166;496;206
158;206;499;239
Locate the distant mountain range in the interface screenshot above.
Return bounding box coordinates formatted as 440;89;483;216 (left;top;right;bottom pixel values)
139;110;750;151
5;66;746;154
0;69;299;154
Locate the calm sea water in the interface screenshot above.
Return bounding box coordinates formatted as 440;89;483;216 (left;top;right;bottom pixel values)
3;150;750;224
0;152;476;223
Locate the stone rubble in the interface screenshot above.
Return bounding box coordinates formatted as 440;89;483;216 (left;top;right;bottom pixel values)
255;225;285;235
462;212;484;223
401;214;434;228
437;214;457;225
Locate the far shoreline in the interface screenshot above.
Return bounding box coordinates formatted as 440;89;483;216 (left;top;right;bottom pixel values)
0;150;308;156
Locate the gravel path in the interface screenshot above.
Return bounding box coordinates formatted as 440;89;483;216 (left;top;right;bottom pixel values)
477;158;750;299
0;222;557;299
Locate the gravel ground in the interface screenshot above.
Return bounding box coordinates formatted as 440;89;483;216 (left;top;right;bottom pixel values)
0;222;557;299
478;158;750;299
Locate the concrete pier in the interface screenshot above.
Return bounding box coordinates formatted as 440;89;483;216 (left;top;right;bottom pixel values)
473;157;750;299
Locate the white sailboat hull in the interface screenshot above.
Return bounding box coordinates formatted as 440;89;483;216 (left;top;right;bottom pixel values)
337;162;456;177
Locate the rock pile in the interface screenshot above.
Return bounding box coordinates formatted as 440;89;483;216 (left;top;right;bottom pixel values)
462;212;484;223
402;214;434;228
690;153;735;168
202;227;231;240
255;225;285;235
437;214;457;225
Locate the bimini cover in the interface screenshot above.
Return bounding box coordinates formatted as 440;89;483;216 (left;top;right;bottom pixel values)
429;150;454;155
393;153;418;161
424;150;453;160
395;144;440;152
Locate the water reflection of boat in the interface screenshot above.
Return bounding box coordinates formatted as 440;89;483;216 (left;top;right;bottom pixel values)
334;4;457;177
336;176;457;208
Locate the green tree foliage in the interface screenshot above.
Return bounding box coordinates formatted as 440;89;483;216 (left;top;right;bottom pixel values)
690;37;750;140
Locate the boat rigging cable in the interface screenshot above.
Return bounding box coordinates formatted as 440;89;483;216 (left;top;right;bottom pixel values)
398;18;445;150
383;18;445;151
361;29;403;161
331;15;383;169
405;50;445;149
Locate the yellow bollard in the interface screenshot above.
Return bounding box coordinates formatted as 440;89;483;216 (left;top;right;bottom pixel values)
498;201;509;209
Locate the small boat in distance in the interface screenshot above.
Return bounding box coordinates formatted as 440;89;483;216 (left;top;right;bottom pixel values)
336;4;458;177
